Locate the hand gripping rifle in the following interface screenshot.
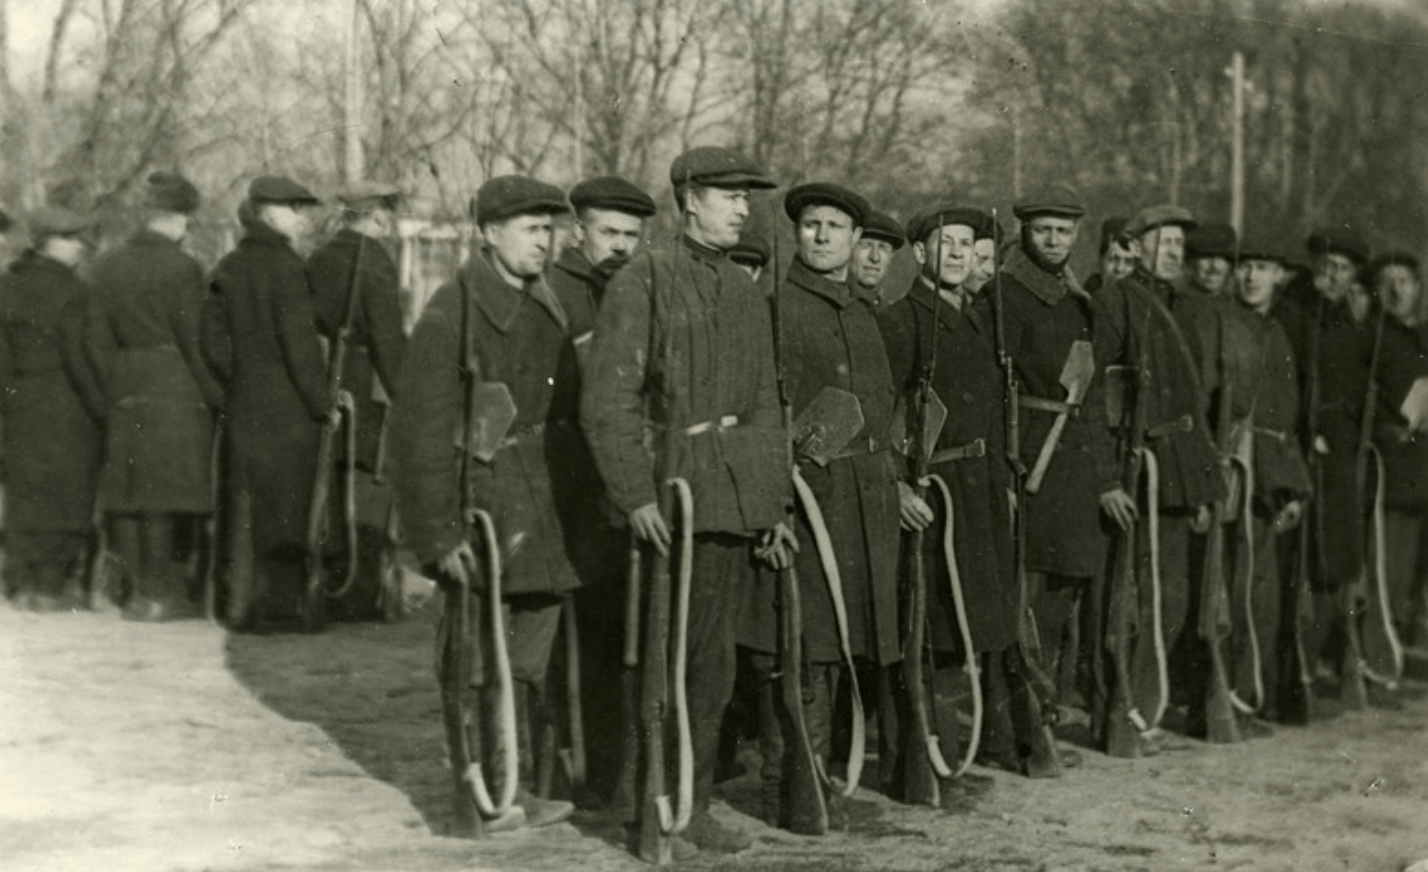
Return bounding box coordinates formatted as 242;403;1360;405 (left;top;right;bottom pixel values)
306;236;363;604
989;211;1060;773
1198;382;1242;743
634;243;695;866
901;216;955;807
439;277;520;837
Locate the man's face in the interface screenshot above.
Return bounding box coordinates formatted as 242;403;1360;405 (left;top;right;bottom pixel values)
1190;255;1233;296
686;186;750;250
1026;216;1078;269
914;223;975;288
1139;225;1185;282
484;212;554;285
578;207;644;269
966;238;997;293
261;203;309;241
43;235;86;268
796;205;860;278
1237;259;1283;312
1313;252;1357;302
851;237;894;291
1376;264;1422;323
1101;240;1137;283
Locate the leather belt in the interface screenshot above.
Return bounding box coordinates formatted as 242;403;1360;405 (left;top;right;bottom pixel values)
1146;414;1194;440
929;438;986;465
1019;395;1080;417
683;414;740;437
825;435;891;462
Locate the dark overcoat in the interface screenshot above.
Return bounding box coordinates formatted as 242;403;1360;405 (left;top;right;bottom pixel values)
306;228;406;472
880;280;1019;655
201;220;330;556
1375;315;1428;511
580;236;789;537
0;251;103;532
389;251;579;597
738;257;902;666
84;230;222;514
1220;304;1311;507
998;245;1115;578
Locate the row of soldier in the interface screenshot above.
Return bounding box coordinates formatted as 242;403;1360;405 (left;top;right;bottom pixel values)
1;145;1425;862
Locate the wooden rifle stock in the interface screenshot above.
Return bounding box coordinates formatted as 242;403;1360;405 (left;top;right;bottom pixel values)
1199;385;1241;744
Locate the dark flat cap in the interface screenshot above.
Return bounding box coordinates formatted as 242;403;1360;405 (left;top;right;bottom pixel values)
1186;221;1238;260
906;205;990;248
1366;250;1419;279
248;175;320;206
1099;216;1129;252
669;146;776;189
860;210;905;249
729;237;771;269
146;171;200;215
473;175;568;225
29;206;90;237
1126;204;1197;237
1237;236;1287;264
1013;183;1085;220
569;176;656;218
976;218;1005;242
1306;226;1369;264
337;180;401;210
784;182;869;226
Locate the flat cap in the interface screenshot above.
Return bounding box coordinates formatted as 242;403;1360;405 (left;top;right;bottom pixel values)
1126;204;1197;237
569;176;656;218
1306;226;1369;265
1099;216;1130;252
728;236;771;269
1013;183;1086;221
146;171;200;215
976;218;1005;242
860;210;905;250
784;182;869;226
1237;236;1287;264
472;175;568;225
1186;221;1238;260
906;205;990;248
29;206;90;237
337;180;401;210
1366;250;1419;279
248;175;320;206
669;146;776;189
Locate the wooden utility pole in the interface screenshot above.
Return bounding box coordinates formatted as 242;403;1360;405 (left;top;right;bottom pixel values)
343;0;364;183
1230;50;1245;234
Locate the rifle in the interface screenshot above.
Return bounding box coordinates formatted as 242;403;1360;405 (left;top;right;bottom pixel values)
306;235;364;605
901;215;954;807
768;236;828;835
1198;383;1242;743
989;211;1060;776
1355;302;1403;688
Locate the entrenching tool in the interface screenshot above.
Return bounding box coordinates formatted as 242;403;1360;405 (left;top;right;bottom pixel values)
1025;340;1096;494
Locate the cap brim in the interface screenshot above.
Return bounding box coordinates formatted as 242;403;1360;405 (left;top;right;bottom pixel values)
699;172;777;190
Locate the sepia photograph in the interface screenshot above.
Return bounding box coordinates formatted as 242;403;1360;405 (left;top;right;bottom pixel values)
1;0;1426;869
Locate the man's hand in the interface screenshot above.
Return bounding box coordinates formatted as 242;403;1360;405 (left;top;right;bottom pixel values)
1099;487;1138;531
898;480;933;532
436;541;478;588
756;521;800;570
629;502;671;556
1272;499;1304;533
1313;435;1330;456
1190;504;1213;534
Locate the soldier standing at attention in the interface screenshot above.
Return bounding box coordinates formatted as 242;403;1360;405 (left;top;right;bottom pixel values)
986;185;1117;775
850;209;904;305
1084;217;1135;294
390;176;579;831
738;182;902;832
306;180;407;618
879;206;1008;807
82;172;224;620
581;146;793;856
545;174;656;807
1093;204;1223;755
202;176;332;632
1185;223;1240;301
0;207;103;611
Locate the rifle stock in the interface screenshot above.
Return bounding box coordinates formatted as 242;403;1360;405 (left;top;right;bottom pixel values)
1199;386;1241;744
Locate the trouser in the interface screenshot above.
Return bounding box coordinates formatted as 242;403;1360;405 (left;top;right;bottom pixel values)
747;653;841;827
1227;515;1280;714
110;513;188;607
878;651;968;802
1027;571;1089;707
1384;509;1428;634
4;528;88;600
1132;512;1191;725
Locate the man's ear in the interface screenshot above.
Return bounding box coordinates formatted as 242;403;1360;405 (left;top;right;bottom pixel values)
912;239;928;267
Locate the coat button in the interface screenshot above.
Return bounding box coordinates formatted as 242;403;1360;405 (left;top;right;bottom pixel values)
962;392;974;403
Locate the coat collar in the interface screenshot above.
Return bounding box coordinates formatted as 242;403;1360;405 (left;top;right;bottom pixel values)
241;219;294;250
132;228;182;249
1000;244;1088;306
554;247;593;282
463;248;567;335
904;277;983;334
786;255;855;309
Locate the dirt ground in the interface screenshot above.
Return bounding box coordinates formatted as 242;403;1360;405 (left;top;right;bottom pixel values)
4;596;1428;872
